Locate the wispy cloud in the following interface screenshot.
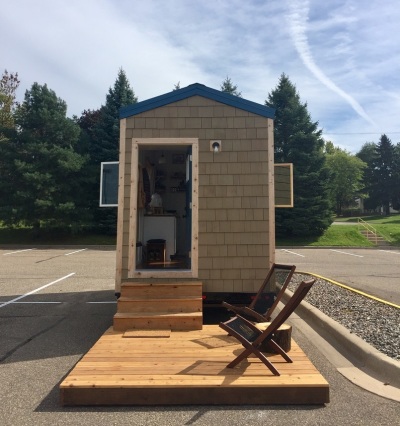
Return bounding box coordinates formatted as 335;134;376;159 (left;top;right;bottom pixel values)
286;0;376;127
2;0;400;152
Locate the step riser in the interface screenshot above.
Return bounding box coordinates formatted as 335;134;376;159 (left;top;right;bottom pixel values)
121;284;201;299
113;316;203;331
115;282;203;331
117;299;202;313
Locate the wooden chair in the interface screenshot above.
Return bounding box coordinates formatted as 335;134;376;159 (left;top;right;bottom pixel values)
219;279;315;375
222;263;296;322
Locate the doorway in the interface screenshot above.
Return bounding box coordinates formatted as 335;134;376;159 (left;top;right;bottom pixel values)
127;138;198;278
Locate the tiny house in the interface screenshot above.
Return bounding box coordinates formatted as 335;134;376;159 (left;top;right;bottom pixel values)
115;83;287;305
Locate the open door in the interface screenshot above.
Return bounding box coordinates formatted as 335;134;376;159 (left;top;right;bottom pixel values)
127;138;198;279
185;146;192;269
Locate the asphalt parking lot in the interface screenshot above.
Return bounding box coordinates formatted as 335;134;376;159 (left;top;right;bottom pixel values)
0;247;399;425
277;247;400;305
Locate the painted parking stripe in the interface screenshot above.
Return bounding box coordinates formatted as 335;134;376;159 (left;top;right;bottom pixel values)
280;249;305;257
379;250;400;255
0;273;75;309
1;301;115;305
3;248;36;256
329;249;363;258
10;302;62;304
65;248;87;256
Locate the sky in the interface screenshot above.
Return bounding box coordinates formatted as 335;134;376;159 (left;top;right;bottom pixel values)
2;0;400;153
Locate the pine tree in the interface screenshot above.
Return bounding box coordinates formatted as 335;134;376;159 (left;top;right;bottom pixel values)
0;83;86;229
220;76;242;97
91;68;137;165
370;134;396;215
393;143;400;211
266;73;333;236
86;68;137;233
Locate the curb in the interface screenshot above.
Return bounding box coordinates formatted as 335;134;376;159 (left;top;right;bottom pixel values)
282;290;400;389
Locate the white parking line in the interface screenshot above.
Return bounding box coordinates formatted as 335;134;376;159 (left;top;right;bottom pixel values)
379;250;400;255
3;248;36;256
280;249;305;257
0;273;75;308
11;302;62;304
65;248;88;256
330;249;364;258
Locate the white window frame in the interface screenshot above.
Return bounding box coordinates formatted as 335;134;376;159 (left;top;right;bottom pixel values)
99;161;119;207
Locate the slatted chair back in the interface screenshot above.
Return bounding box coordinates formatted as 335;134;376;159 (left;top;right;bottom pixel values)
251;263;296;320
222;263;296;322
219;278;315;375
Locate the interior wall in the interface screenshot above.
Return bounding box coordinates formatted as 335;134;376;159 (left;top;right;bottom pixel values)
139;148;187;255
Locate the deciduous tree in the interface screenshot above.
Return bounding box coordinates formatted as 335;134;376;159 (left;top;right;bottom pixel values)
325;144;366;215
0;69;20;137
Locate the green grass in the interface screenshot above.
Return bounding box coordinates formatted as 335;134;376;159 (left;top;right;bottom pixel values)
277;225;375;247
334;214;400;245
277;214;400;246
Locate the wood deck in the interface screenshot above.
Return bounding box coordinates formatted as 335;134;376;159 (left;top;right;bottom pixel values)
60;325;329;405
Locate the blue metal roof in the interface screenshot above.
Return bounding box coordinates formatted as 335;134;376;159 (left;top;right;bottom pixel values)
120;83;275;119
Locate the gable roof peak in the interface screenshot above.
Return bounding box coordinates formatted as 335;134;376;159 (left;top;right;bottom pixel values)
120;83;275;119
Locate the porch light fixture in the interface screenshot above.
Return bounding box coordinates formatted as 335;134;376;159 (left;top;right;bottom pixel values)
158;152;167;164
210;140;222;153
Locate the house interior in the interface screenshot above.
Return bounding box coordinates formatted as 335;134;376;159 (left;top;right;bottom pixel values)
136;146;191;270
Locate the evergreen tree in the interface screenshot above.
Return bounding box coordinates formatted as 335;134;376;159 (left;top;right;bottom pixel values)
266;73;333;236
91;68;137;165
86;68;137;232
0;83;86;229
370;134;396;215
73;108;102;229
357;136;399;214
220;76;242;97
393;143;400;210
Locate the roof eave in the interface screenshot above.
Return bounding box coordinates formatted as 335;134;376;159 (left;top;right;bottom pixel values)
120;83;275;119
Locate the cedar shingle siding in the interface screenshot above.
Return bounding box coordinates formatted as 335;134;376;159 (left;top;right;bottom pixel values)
117;86;275;295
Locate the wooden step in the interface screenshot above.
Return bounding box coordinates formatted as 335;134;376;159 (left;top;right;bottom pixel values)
117;297;202;313
120;282;202;299
113;312;203;331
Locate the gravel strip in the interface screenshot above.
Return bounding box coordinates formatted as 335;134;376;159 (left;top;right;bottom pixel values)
287;273;400;361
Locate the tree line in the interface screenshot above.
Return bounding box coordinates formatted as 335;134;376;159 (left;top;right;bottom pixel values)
0;68;136;235
0;70;399;239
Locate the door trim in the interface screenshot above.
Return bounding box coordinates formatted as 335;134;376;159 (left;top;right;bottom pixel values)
127;138;199;279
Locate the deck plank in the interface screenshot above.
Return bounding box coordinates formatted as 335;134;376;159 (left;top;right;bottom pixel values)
60;325;329;405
